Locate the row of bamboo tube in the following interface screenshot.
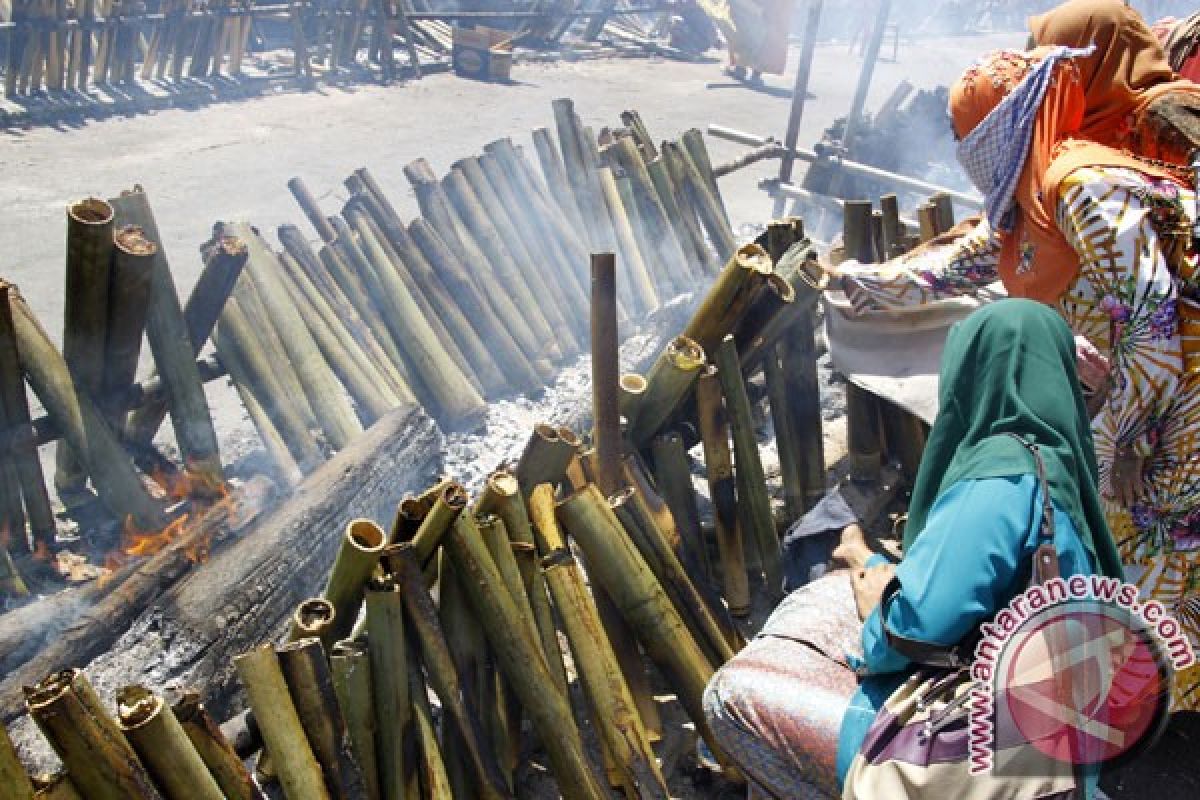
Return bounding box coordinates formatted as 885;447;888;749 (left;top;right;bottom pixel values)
0;186;247;594
215;99;736;486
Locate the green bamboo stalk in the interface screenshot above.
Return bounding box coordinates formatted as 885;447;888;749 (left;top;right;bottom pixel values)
682;243;773;357
169;691;262;800
629;335;707;446
846;383;883;484
612;166;671;301
115;686;225;800
532;126;588;235
364;579;411;800
408;664;452;800
680;129;732;232
100;225;155;430
1;719;34;800
437;550;490;798
315;518;386;645
234;645;331;800
330;640;381;800
651;432;711;583
596;165;659;315
541;550;669;800
551;99;608;252
510;542;569;698
617;373;647;426
444;514;606;800
24;669;160;800
647;154;714;274
514;423;577;498
765;346;806;525
664;140;737;260
410;482;467;566
478;515;543;667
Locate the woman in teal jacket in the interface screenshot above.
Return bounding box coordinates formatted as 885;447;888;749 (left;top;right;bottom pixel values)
704;298;1126;798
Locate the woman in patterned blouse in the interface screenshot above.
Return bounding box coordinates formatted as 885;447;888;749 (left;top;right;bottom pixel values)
837;45;1200;712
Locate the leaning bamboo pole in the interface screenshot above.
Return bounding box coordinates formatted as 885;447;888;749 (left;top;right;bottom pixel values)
408;663;452;800
364;578;411;800
1;722;34;800
532;127;588;234
329;638;381;800
315;518;387;645
169;691;261;800
609;136;694;292
115;686;225;800
683;243;774;356
629;335;706;446
596;165;658;315
99;226;155;432
651;432;712;585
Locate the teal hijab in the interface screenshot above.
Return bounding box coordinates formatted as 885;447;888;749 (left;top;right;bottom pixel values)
903;299;1124;580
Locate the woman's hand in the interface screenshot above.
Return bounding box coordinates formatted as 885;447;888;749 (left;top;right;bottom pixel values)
851;562;896;621
1108;447;1147;508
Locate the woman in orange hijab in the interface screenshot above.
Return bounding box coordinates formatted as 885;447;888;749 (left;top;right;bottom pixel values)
839;44;1200;712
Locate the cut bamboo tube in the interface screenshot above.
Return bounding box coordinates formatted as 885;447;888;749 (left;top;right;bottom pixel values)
695;366;749;615
437;551;489;799
610;136;694;292
557;485;734;768
116;686;225;800
765;345;806;525
733;272;796;361
917;203;938;243
651;432;711;583
316;518;386;645
110;189;224;485
932;193;955;233
408;664;452;800
515;423;576;497
681;129;732;231
647;154;713;274
24;669;159;800
541;549;669;800
552;99;608;251
843;199;875;262
663;140;737;261
277;638;366;800
0;287;55;548
6;284;167;530
444;514;606;800
1;721;34;800
169;691;261;800
289;598;336;646
617;373;646;425
779;329;825;513
330;640;381;800
365;580;411;800
682;243;773;356
879;194;902;257
234;645;331;800
100;225;155;430
288;177;338;243
715;336;782;601
590;252;624;497
480;519;523;782
388;544;510;800
532;126;588;234
630;335;706;446
409;482;466;565
846;383;882;484
597;165;659;314
56;196;114;495
510;542;570;697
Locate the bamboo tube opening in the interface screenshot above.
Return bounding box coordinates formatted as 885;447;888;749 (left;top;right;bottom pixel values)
399;496;428;520
331;638;368;658
666;336;706;370
113;225;157;256
763;273;796;305
347;519;385;550
67;197;113;226
619;373;647;395
293;599;336;635
441;482;468;510
556;425;581;449
486;471;519;499
114;687;160;729
534;422;560;444
23;670;73;709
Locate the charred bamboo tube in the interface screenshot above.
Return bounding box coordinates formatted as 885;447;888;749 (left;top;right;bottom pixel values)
100;226;155;429
316;519;387;645
407;218;543;395
388;545;510;800
557;485;733;766
515;424;577;497
234;222;363;450
532;126;588;233
683;244;773;357
715;336;782;601
510;542;569;697
24;669;159;800
879;194;902;257
365;580;411;800
444;514;605;800
617;373;646;425
651;432;711;583
126;231;249;444
695;366;750;615
630;335;707;446
6;285;167;530
0;287;55;547
663;140;737;261
479;515;543;664
109;189;223;484
733;273;796;361
408;663;452;800
597;166;659;314
611;136;693;292
765;346;806;525
169;691;261;800
590;253;624;497
277;638;366;800
330;640;381;800
437;552;490;799
410;482;467;566
234;645;331;800
541;549;669;800
843;200;875;263
647;155;713;274
56;197;115;494
1;721;34;800
116;687;224;800
681;129;732;232
846;383;883;484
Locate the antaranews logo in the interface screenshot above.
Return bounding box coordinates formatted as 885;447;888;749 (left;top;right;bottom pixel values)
968;575;1194;776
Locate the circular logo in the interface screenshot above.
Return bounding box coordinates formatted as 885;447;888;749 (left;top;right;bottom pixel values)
996;601;1171;768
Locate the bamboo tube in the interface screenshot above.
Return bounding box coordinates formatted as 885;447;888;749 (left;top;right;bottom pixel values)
681;129;732;231
695;366;749;615
651;432;711;581
437;552;490;798
610;136;694;292
407;664;451;799
1;719;34;800
116;686;224;800
481;524;523;783
715;336;782;600
6;284;167;529
663;140;737;261
846;383;882;484
514;423;576;497
442;167;566;363
407;219;543;395
629;335;706;446
288;177;338;243
556;485;733;768
330;640;381;800
932;193;955;233
917;203;938;243
0;287;55;548
620;110;658;159
277;638;366;800
541;550;669;800
364;580;411;800
596;165;659;314
387;545;510;800
444;514;605;800
551;99;609;251
532;126;588;233
109;189;224;485
169;691;261;800
647;154;713;273
617;373;646;425
879;194;902;258
682;243;773;356
56;196;114;494
589;252;624;497
409;482;466;566
732;272;796;362
314;519;386;644
100;225;155;429
24;669;159;800
479;515;543;662
764;345;806;525
31;773;82;800
843;199;875;263
510;542;569;696
234;645;331;800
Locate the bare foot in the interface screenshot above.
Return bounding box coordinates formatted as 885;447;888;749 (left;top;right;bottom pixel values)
832;523;873;570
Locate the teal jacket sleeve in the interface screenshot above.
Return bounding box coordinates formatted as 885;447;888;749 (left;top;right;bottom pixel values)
852;474;1090;676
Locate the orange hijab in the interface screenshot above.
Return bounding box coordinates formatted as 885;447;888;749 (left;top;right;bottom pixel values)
1030;0;1200;150
950;47;1179;303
